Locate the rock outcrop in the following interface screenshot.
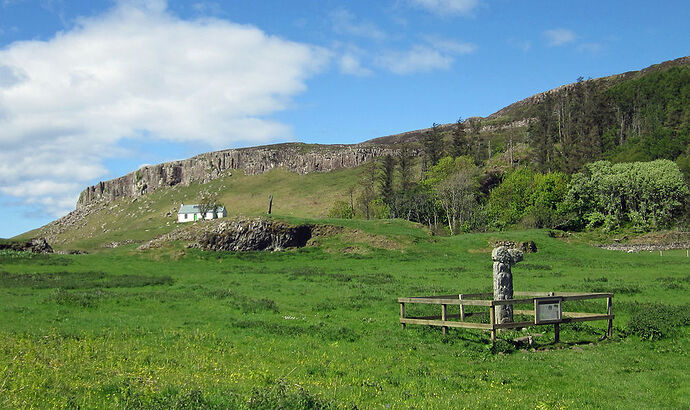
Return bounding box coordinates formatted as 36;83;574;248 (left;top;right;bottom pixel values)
139;217;323;252
77;143;398;208
198;218;313;252
0;238;54;254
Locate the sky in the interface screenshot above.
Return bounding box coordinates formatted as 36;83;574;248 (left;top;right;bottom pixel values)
0;0;688;238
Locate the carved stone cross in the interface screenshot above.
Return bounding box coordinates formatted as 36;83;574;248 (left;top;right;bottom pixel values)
492;246;523;324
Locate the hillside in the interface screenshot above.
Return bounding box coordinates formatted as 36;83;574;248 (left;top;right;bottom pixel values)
18;56;690;249
22;167;365;251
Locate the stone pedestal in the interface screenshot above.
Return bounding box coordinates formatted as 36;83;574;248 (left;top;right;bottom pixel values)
492;246;523;324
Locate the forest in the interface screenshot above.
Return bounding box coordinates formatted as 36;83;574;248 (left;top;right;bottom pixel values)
330;66;690;234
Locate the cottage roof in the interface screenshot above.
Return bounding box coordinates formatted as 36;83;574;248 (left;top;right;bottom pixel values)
178;204;226;214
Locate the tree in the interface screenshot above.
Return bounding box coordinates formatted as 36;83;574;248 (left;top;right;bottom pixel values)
397;145;414;192
466;118;483;164
564;159;688;231
379;154;396;210
328;200;354;219
434;163;478;234
424;123;444;167
451;117;468;158
197;192;219;221
357;160;378;220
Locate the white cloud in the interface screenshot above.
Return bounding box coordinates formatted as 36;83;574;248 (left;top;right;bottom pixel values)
544;28;577;46
339;53;373;76
408;0;479;16
0;0;329;217
331;8;386;40
375;45;453;75
374;35;476;75
424;35;477;54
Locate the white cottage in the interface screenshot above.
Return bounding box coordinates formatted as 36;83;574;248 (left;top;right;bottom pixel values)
177;204;227;223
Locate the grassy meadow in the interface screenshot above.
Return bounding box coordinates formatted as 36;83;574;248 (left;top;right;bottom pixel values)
1;221;689;408
18;167;361;251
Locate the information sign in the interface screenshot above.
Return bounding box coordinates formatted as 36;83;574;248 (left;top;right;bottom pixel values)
535;298;562;324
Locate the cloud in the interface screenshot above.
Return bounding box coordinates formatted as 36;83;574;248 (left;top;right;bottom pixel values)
331;8;386;40
408;0;479;16
374;35;476;75
375;45;453;75
191;2;224;16
0;0;329;217
544;28;577;46
423;35;477;54
339;53;373;76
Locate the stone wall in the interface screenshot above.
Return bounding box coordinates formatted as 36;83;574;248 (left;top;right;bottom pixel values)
77;143;399;208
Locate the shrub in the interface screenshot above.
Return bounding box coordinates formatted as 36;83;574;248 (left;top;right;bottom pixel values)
626;303;690;340
487;168;569;229
327;200;354;219
565;159;689;231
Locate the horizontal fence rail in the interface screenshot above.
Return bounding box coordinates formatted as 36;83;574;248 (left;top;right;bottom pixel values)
398;292;614;342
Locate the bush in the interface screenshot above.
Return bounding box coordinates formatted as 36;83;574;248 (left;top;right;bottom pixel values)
565;159;689;231
487;168;569;229
327;200;354;219
626;303;690;340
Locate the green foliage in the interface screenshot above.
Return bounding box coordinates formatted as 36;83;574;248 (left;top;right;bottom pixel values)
327;200;354;219
565;160;689;231
606;66;690;161
525;65;690;174
626;303;690;340
487;168;569;229
368;198;391;219
677;154;690;184
424;123;444;167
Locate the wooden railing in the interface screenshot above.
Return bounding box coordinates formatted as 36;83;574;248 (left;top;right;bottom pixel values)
398;291;614;342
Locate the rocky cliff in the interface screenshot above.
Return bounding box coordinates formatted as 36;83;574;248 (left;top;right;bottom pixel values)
77;143;397;208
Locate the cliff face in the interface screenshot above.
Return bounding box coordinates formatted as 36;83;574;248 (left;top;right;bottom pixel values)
77;143;397;208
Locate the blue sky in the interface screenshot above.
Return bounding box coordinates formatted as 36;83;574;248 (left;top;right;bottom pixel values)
1;0;688;237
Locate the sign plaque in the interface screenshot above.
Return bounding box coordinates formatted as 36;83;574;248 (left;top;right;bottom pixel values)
534;297;562;324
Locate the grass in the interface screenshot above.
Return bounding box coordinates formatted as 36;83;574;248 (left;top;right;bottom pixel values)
15;167;362;251
0;226;688;408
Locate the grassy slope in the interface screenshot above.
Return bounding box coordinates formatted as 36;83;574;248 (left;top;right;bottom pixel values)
20;167;361;251
0;226;688;408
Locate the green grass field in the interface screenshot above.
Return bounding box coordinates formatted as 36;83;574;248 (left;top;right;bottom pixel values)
1;222;689;408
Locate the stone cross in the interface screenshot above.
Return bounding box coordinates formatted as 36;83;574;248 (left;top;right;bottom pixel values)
492;246;523;324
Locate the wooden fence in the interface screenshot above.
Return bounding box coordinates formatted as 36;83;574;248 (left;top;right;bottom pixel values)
398;291;613;342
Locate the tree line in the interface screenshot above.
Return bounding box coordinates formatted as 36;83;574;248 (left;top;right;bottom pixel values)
329;65;690;233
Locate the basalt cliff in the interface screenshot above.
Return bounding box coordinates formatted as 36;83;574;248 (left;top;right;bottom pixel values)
77;143;398;208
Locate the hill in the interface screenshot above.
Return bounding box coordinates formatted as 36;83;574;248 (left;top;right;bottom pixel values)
17;56;690;250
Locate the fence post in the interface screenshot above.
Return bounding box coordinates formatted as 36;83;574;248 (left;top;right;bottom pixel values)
441;304;447;336
459;294;465;321
400;302;406;329
489;305;496;343
607;296;613;338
